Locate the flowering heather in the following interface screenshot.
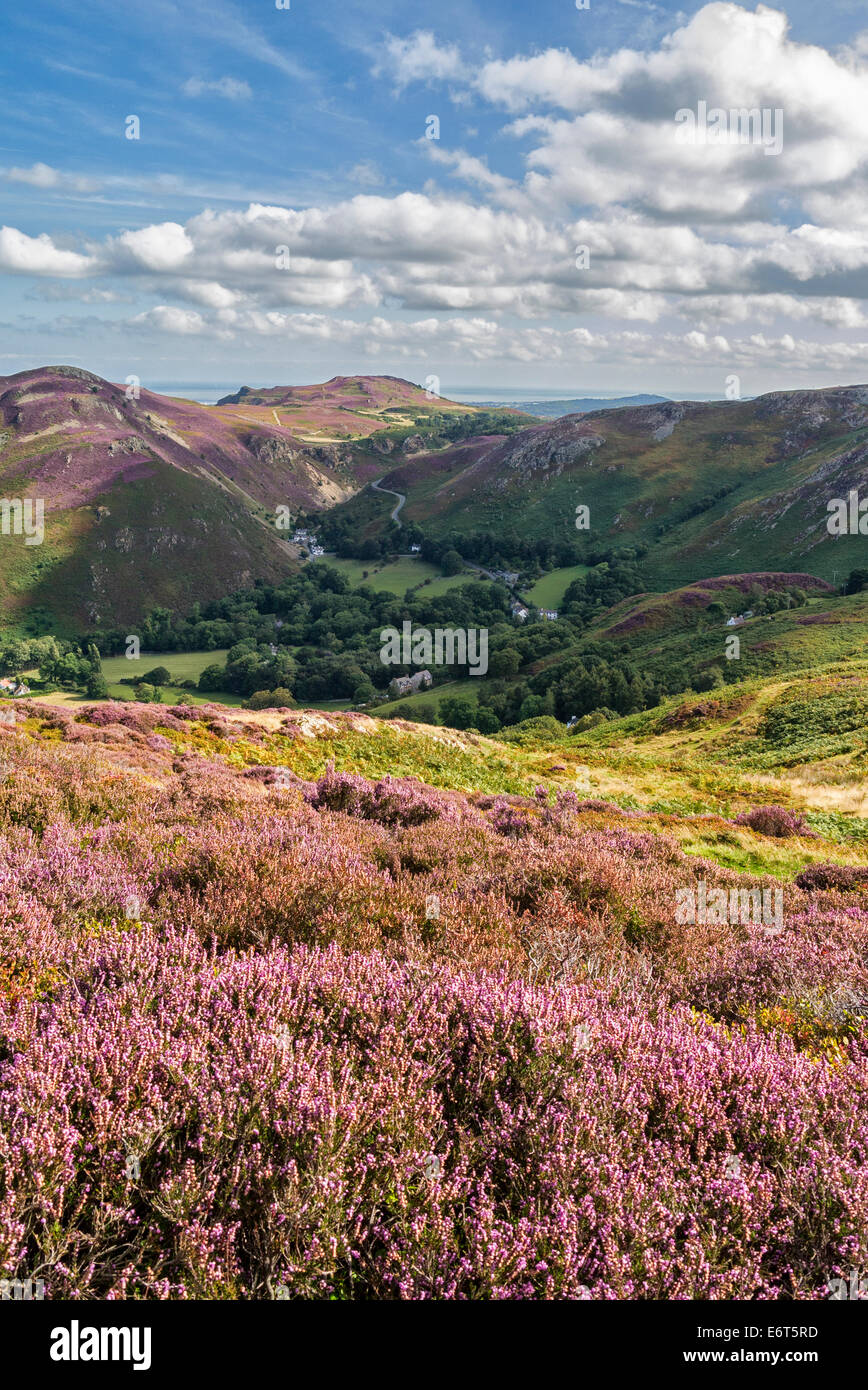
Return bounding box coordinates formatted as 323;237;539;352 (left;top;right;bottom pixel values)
734;804;813;838
306;764;456;826
0;707;867;1299
795;863;868;893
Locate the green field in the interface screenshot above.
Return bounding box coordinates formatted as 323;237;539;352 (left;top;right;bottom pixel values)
99;650;355;711
100;649;230;686
91;649;245;704
27;686;247;709
312;555;472;597
369;677;483;718
524;565;590;610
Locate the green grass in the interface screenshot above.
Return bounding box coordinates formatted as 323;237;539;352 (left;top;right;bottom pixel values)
100;650;230;686
98;649;244;705
108;684;246;707
369;678;482;718
524;565;590;610
255;723;536;796
25;685;247;709
308;557;375;585
312;556;471;597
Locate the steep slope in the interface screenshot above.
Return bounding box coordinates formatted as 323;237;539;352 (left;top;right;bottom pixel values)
351;386;868;584
0;366;353;629
534;574;868;694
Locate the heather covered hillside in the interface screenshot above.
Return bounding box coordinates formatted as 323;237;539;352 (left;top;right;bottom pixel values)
322;386;868;586
1;695;867;1299
0;365;320;629
214;374;508;440
0;367;529;629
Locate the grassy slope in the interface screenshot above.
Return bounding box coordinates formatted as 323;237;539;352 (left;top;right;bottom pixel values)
368;677;483;717
524;565;591;608
540;585;868;691
504;661;868;867
32;665;864;878
324;391;868;588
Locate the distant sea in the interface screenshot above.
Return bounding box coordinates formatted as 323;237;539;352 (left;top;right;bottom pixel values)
446;387;730;405
146;382;238;404
442;387;631;403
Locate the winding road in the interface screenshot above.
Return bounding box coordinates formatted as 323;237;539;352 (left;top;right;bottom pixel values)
370;477;407;523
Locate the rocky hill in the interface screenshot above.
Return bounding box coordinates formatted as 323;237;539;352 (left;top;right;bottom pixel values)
346;386;868;585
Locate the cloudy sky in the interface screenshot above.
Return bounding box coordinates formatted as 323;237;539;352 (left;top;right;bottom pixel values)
2;0;868;395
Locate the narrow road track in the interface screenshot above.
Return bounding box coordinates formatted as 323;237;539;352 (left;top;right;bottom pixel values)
370;477;406;523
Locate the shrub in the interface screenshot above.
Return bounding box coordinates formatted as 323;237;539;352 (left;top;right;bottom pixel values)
306;765;447;826
198;664;226;693
85;672;109;700
569;709;616;732
500;715;565;742
245;688;295;710
734;805;812;838
795;864;868;892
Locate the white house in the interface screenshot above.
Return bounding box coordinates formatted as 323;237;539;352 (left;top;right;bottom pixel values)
291;528;324;556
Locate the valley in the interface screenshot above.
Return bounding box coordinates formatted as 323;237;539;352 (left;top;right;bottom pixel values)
2;364;867;1310
2;366;866;744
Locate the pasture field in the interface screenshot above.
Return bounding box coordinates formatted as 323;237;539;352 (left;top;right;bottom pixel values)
313;555;472;597
524;565;591;609
368;677;482;718
99;649;231;685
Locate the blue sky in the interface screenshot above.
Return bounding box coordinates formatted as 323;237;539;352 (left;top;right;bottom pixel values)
2;0;868;394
